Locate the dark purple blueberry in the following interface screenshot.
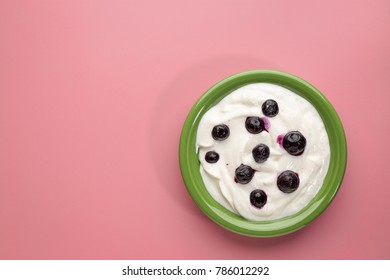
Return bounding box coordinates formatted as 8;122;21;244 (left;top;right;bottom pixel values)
277;170;300;193
282;131;307;156
250;189;267;209
252;144;270;163
212;124;230;141
205;151;219;163
262;99;279;117
245;117;264;134
234;164;256;184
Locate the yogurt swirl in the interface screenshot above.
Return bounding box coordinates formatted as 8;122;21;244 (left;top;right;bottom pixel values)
196;83;330;221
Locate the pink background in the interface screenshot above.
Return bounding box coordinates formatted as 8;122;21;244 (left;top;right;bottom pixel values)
0;0;389;259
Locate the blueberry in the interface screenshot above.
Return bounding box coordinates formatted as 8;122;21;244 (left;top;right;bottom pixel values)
234;164;256;184
262;99;279;117
212;124;230;141
205;151;219;163
282;131;307;156
245;117;264;134
250;189;267;209
252;144;270;163
277;170;300;193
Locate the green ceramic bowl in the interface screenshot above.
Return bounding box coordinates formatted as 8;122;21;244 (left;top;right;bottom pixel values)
179;70;347;237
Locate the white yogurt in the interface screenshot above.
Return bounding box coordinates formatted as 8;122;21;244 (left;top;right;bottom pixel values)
196;83;330;221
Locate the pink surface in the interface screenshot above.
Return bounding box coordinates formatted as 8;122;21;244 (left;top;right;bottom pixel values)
0;0;389;260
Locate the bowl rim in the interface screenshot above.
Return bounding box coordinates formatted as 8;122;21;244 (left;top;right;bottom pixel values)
179;69;347;237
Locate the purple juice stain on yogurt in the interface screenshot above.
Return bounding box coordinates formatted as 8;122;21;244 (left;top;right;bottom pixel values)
261;117;270;132
277;134;285;148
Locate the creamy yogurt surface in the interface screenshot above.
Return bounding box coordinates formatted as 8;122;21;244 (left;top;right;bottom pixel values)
196;83;330;221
